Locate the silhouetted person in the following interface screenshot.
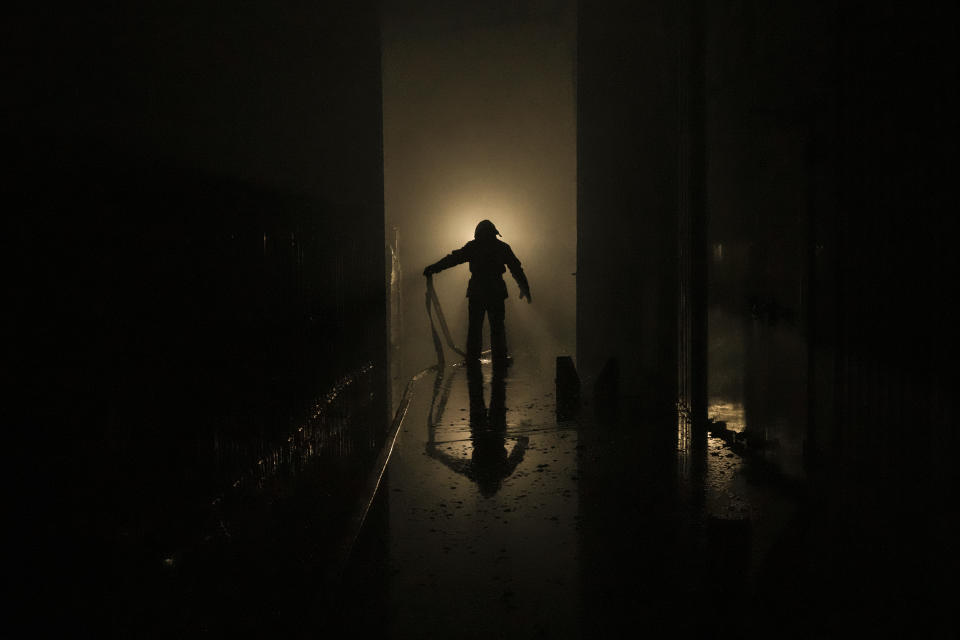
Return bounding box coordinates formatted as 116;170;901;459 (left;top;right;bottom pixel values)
426;362;528;497
423;219;531;368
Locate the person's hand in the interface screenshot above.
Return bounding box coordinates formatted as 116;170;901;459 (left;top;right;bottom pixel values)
423;266;434;277
520;289;532;303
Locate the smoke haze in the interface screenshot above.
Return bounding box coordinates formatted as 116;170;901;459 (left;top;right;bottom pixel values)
382;1;577;372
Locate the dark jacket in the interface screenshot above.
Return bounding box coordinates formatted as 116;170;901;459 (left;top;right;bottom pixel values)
427;238;530;301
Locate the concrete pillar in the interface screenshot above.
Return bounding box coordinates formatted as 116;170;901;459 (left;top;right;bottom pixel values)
577;0;682;420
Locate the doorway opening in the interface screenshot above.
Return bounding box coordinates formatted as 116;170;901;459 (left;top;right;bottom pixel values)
382;3;577;389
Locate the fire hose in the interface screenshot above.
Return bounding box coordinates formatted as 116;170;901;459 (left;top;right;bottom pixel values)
425;274;468;367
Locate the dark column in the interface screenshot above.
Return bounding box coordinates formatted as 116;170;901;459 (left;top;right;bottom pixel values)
679;0;709;440
577;0;680;420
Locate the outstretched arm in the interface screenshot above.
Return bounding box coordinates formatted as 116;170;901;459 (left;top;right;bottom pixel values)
503;436;530;476
423;243;470;276
505;246;532;302
425;444;475;480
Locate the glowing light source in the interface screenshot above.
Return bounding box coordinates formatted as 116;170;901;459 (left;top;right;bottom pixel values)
437;195;527;248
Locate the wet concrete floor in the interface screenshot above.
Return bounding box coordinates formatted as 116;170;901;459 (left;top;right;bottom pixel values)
37;315;952;635
344;343;796;637
384;356;580;637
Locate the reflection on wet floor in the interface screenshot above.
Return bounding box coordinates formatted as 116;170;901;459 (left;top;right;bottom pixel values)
709;400;745;432
709;306;807;479
366;341;799;636
705;435;750;516
386;353;580;637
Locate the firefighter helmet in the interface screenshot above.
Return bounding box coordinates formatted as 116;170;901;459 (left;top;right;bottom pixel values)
474;219;500;240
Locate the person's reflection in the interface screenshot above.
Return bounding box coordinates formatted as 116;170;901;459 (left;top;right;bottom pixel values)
426;362;528;497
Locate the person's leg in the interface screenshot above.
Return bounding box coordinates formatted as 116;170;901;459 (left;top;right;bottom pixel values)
489;299;507;367
467;298;485;362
